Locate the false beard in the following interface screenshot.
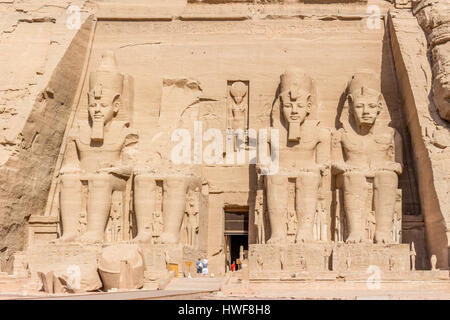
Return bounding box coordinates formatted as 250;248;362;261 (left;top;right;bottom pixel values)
91;118;104;142
288;121;301;142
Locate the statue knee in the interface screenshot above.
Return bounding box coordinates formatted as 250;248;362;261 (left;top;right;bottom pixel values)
342;171;366;191
60;174;81;189
88;173;113;189
266;174;286;186
296;172;320;189
374;171;398;187
134;174;156;189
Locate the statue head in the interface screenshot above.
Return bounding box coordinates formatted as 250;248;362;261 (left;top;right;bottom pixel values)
230;81;248;105
346;72;383;132
432;50;450;121
279;69;315;141
88;51;124;142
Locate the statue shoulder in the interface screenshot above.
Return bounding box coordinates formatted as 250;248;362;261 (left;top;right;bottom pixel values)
374;126;396;144
70;121;90;144
332;128;344;141
121;122;139;147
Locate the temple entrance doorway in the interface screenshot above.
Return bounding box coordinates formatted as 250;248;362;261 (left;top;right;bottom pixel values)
224;209;248;272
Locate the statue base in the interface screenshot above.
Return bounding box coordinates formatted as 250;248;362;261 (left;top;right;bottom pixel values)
25;242;205;284
332;243;410;272
249;242;411;276
249;243;333;273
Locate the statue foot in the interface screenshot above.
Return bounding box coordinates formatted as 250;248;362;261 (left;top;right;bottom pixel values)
345;234;362;243
266;236;285;245
295;231;314;243
374;233;393;244
160;232;178;244
53;233;78;243
131;232;153;243
80;232;103;243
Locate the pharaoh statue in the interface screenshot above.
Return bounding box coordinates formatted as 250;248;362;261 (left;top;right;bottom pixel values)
152;211;163;244
185;189;200;247
254;192;265;244
58;51;138;243
332;71;404;244
261;69;330;243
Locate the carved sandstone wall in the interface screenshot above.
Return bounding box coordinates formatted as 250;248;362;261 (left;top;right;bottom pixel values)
389;5;449;268
0;1;95;271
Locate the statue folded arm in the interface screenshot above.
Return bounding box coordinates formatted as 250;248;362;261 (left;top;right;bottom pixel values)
316;127;331;176
393;129;404;175
330;129;349;175
60;136;82;175
97;130;139;178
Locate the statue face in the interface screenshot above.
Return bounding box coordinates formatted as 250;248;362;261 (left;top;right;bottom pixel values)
433;79;450;122
232;94;245;105
88;93;120;126
349;94;381;128
281;90;311;125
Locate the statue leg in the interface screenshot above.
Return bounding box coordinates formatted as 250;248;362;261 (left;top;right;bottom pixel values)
59;174;82;242
160;176;189;244
342;172;367;243
187;221;192;246
132;174;156;243
81;174;114;243
374;171;398;244
265;175;288;244
295;172;320;243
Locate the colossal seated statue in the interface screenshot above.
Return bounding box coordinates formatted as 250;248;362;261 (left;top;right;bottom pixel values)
261;69;330;244
58;51;138;243
332;71;404;244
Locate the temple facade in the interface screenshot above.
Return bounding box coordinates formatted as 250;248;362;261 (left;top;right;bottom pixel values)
0;0;449;293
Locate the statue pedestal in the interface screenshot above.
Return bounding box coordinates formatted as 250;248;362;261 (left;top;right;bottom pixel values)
332;243;410;272
249;243;333;274
25;242;205;283
26;243;102;278
139;244;205;280
249;242;411;277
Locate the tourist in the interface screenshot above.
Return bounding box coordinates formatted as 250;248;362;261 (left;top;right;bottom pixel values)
202;258;208;277
231;261;236;272
195;258;203;276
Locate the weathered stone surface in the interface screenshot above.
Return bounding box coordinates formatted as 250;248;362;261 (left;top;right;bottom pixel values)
0;1;96;272
0;0;449;299
389;8;449;268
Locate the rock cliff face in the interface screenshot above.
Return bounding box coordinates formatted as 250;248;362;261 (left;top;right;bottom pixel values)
0;1;95;271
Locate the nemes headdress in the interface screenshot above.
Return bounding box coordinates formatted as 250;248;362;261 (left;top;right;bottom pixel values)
88;51;124;103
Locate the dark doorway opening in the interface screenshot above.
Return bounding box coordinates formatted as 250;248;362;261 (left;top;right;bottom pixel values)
224;210;248;272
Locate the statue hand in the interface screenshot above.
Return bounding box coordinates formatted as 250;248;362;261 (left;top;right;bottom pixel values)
60;166;83;175
97;166;126;175
375;162;402;175
134;166;152;176
319;163;330;176
331;162;362;175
